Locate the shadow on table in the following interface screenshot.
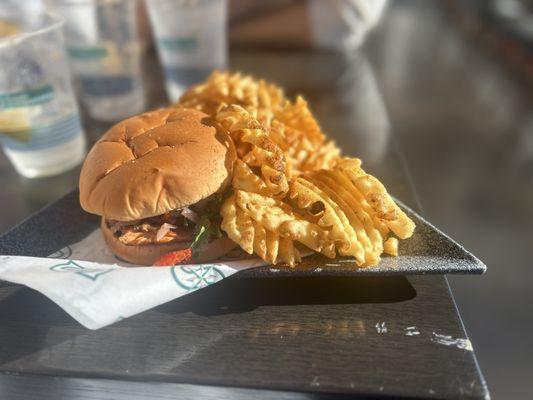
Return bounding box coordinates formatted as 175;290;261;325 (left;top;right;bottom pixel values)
156;276;416;317
0;287;80;369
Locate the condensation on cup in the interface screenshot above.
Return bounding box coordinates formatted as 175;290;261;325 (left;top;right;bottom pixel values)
0;8;86;178
146;0;228;102
48;0;146;122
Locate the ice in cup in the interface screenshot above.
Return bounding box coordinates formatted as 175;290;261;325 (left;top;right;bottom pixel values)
0;8;86;178
48;0;146;121
145;0;228;101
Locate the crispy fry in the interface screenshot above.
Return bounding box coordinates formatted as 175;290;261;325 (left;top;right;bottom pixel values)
326;168;390;237
234;206;255;254
216;105;289;197
289;178;365;264
252;220;268;260
274;97;340;172
219;190;335;265
306;171;382;266
335;158;415;239
232;159;270;195
177;71;340;175
384;237;399;257
178;71;285;125
265;230;280;264
235;190;333;257
178;72;415;268
220;194;255;254
275;97;325;146
278;237;301;267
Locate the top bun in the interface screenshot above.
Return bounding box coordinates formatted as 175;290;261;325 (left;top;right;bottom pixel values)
79;108;236;221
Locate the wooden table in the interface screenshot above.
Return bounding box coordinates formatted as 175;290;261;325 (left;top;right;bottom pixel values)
0;11;489;400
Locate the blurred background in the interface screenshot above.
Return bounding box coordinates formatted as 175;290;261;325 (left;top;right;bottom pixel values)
0;0;532;398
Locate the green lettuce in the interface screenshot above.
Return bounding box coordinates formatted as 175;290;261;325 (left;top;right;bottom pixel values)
190;194;225;255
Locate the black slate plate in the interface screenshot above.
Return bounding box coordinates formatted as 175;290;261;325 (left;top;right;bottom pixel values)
0;189;485;287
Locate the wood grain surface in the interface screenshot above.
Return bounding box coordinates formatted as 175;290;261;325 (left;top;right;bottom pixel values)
0;14;489;399
0;273;487;398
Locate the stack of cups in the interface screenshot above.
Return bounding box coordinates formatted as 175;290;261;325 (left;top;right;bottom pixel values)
48;0;146;121
145;0;227;102
0;7;86;178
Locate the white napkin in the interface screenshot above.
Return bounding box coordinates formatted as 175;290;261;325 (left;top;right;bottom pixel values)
0;230;267;329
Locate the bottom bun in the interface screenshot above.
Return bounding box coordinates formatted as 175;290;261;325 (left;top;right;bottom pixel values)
101;218;237;266
194;235;238;263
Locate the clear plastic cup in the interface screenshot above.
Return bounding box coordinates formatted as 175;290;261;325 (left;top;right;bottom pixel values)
145;0;228;102
48;0;146;121
0;8;86;178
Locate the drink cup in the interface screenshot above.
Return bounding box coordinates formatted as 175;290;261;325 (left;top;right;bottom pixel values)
48;0;146;121
145;0;227;102
0;7;86;178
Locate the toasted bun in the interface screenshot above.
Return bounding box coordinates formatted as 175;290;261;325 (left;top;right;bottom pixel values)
79;108;236;221
101;219;237;265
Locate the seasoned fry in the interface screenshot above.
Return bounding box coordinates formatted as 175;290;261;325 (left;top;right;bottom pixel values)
289;178;365;263
325;168;390;236
335;158;415;239
220;194;255;254
384;237;399;257
278;237;301;267
275;97;326;148
178;71;285;126
252;220;268;260
265;230;280;264
306;171;382;266
216;105;289;197
219;190;336;265
235;190;334;257
179;71;415;268
222;157;414;266
176;71;340;175
232;159;270;195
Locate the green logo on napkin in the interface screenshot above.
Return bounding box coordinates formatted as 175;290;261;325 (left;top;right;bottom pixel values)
50;260;114;281
171;265;225;291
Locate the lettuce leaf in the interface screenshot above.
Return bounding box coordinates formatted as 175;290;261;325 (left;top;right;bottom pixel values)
189;192;227;256
190;214;223;255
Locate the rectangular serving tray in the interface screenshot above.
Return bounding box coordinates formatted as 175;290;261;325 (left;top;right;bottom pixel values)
0;189;486;286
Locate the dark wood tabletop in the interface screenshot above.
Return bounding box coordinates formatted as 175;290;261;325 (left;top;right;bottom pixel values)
0;6;489;400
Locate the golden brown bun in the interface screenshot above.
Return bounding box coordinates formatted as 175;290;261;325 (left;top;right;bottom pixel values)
101;219;237;265
79;108;236;221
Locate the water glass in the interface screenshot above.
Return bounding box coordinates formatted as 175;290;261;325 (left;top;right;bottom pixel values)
145;0;227;102
0;8;86;178
48;0;146;121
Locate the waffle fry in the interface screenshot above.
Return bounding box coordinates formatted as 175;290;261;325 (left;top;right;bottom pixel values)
279;238;301;266
176;71;340;175
265;230;280;265
232;159;270;195
220;194;255;254
275;97;326;148
289;158;415;266
177;71;415;268
179;71;284;126
335;158;415;239
305;171;382;265
216;105;289;197
384;237;399;257
289;178;361;261
235;190;334;257
220;190;335;266
252;220;268;261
